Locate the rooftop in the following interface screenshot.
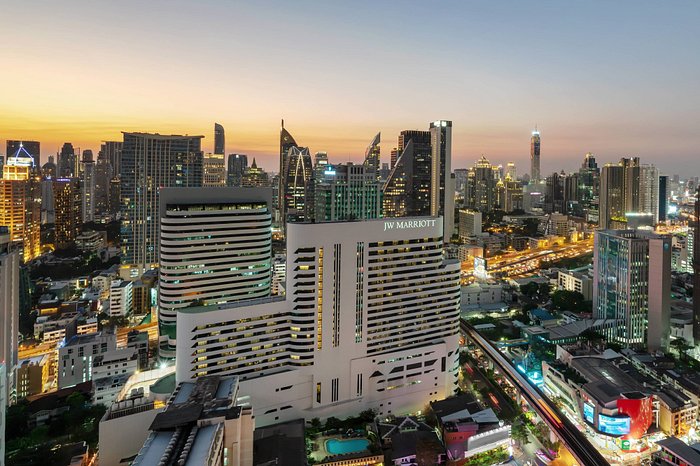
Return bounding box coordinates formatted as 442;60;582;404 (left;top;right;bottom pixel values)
253;418;306;466
656;437;700;465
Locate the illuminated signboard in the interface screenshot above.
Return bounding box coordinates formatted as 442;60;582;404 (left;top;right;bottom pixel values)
583;403;594;424
598;414;631;436
383;219;437;231
474;257;488;280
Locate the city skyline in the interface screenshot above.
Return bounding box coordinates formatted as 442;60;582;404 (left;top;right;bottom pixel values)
2;1;700;175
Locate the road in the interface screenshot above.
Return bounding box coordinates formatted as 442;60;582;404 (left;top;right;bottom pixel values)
461;320;609;466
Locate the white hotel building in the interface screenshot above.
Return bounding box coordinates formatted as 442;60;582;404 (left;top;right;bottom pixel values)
175;216;461;426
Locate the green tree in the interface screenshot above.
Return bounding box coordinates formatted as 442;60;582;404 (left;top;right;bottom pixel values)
671;338;692;360
551;290;586;311
511;420;530;446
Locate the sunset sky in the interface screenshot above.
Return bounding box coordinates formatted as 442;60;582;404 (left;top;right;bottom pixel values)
2;1;699;175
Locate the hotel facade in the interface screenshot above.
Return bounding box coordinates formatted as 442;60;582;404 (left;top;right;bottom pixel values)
175;217;461;426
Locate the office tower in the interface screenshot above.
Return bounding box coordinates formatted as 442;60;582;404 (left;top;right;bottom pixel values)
108;178;121;217
362;131;381;176
658;175;668;221
465;156;497;212
53;178;82;249
94;150;112;218
175;216;460;426
390;147;399;169
314;162;382;222
241;158;270;187
639;164;659;224
454;168;468;202
599;164;626;229
279;120;300;218
621;157;641;215
226;153;248;187
530;127;541;183
0;232;19;405
58;142;76;178
0;362;5;465
0;146;41;261
593;229;671;352
214;122;225;155
158;187;272;358
282;146;313;223
6;140;40;167
430;120;454;240
383;131;432;218
100;141;123;177
41;155;57;179
497;179;523;212
203;153;226;186
378;162;390;184
458;209;482;240
505;162;517;181
694;191;700;343
579;152;600;216
544;171;565;214
564;172;583;217
81;150;95;223
120;133;204;278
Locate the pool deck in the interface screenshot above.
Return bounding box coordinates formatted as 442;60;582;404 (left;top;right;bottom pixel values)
309;435;370;463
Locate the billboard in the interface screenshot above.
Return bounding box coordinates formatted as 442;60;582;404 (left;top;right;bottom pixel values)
598;414;631;436
474;257;488;280
583;403;594;424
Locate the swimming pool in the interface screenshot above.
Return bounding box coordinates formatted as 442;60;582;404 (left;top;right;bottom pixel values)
325;438;369;455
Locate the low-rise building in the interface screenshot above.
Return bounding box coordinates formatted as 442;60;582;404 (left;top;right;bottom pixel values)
126;330;149;371
131;375;254;466
92;348;140;405
16;354;50;399
655;437;700;466
75;230;106;252
109;280;133;317
58;332;116;389
557;269;593;301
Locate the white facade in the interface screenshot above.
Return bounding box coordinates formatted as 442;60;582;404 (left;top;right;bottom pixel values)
0;234;19;404
271;253;286;296
461;283;504;306
176;217;461;426
557;270;593;301
93;348;139;406
458;209;482;240
0;363;5;466
109;280;133;317
58;332;116;389
203;153;226;187
158;187;272;358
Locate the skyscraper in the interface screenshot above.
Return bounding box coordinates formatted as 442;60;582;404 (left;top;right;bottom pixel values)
282;146;313;222
100;141;122;177
158;187;272;359
58;142;76;178
639;164;659;224
203;153;226;186
120;132;203;278
430;120;455;240
226;153;248;187
81;150;95;223
314;162;382;222
579;152;600;220
530;127;541;183
465;155;497;212
279;120;300;220
0;145;41;261
694;190;700;343
94;150;113;219
53;178;82;249
0;232;19;406
241;158;270;187
214;122;225;155
362;132;381;176
544;171;565;214
175;216;460;426
599;163;626;229
593;229;671;351
6;141;40;167
382;130;432;218
506;162;517;181
658;175;668;222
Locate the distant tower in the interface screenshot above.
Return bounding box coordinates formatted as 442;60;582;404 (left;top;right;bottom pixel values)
214;123;225;155
530;127;541;183
81;150;95;223
362;132;381;176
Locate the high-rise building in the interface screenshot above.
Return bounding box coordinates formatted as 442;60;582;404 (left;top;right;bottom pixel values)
53;178;82;249
241;158;270;187
0;145;41;261
0;232;19;405
362;132;381;176
390;147;399;169
563;172;583;217
158;187;272;358
382;131;432;219
6;141;40;167
593;229;671;352
506;162;517;181
226;153;248;187
579;152;600;220
120;132;204;278
175;216;460;426
81;150;95;223
458;209;482;240
58;142;76;178
100;141;122;178
465;156;497;212
639;164;659;224
658;175;668;222
314;162;382;222
430;120;455;240
599;163;626;229
94;150;113;219
282;146;313;223
544;171;565;214
530;127;541;183
203;153;226;187
279;120;300;219
694;190;700;343
214;122;225;155
41;155;57;180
